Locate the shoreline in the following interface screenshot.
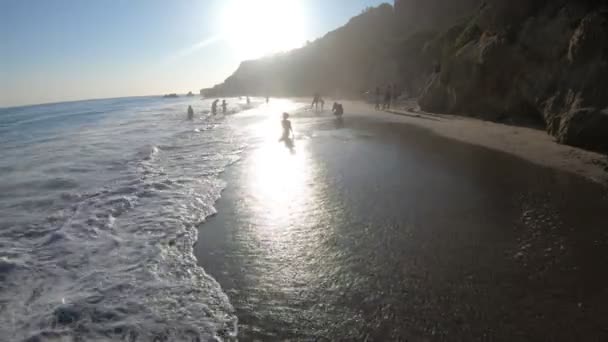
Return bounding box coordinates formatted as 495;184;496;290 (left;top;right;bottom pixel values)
194;100;608;339
350;100;608;186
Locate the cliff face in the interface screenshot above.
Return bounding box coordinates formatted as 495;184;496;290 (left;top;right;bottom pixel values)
206;0;608;150
418;0;608;150
394;0;481;31
206;4;397;98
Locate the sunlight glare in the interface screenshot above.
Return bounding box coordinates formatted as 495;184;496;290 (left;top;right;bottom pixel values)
250;139;311;226
221;0;307;59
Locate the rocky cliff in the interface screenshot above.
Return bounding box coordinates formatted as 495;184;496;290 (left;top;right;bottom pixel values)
394;0;481;32
205;0;608;150
418;0;608;150
205;4;397;98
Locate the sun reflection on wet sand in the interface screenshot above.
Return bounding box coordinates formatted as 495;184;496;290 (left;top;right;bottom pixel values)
240;111;334;301
196;105;608;340
248;138;315;234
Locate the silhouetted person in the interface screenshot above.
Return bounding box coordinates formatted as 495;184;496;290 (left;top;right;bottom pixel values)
311;92;321;111
332;102;344;116
246;96;251;105
375;87;381;110
187;105;194;120
392;84;398;108
266;96;269;104
211;99;219;115
434;62;441;73
320;98;325;111
383;86;392;110
279;112;293;142
221;100;227;114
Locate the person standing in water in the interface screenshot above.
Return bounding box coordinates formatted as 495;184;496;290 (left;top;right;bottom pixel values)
279;112;293;142
221;100;227;114
375;87;381;110
383;86;392;110
266;95;269;104
246;96;251;105
311;92;320;111
332;102;344;116
211;99;219;115
392;84;398;108
187;105;194;120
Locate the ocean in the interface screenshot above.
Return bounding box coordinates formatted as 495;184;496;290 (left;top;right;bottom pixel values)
0;95;296;341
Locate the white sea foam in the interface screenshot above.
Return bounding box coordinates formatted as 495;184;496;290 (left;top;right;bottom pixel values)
0;96;253;341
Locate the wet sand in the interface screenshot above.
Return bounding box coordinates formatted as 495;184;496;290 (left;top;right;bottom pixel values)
195;104;608;340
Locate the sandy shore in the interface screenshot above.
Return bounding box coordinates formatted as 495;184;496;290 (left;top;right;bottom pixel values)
195;100;608;340
350;100;608;186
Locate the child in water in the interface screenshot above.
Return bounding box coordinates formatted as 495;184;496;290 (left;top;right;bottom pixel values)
280;112;293;142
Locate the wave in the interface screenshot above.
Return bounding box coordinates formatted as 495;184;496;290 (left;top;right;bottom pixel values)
0;97;248;341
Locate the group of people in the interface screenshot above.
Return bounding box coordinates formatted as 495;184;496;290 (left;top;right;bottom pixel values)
186;99;229;119
375;84;398;110
311;92;344;117
278;93;345;150
211;99;228;115
187;95;273;119
189;94;343;152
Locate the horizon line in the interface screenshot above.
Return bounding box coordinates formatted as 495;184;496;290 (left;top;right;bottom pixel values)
0;93;200;111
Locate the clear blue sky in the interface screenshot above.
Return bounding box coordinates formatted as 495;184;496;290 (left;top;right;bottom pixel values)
0;0;388;107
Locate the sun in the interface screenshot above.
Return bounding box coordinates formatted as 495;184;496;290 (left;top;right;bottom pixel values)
221;0;307;59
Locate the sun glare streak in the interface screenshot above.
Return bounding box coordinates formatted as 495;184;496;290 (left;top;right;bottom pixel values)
165;35;222;63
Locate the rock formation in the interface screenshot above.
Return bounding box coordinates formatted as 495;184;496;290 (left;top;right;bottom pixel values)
394;0;481;31
419;0;608;150
205;0;608;150
204;4;397;98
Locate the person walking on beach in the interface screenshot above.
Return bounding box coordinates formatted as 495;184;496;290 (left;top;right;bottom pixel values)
383;86;392;110
211;99;219;115
221;100;227;114
375;87;381;110
187;105;194;120
392;84;399;109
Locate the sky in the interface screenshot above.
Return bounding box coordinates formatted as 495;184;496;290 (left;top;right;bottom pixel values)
0;0;388;107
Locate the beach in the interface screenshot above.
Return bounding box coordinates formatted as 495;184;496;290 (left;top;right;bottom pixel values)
5;0;608;340
1;96;606;340
385;101;608;186
195;100;608;340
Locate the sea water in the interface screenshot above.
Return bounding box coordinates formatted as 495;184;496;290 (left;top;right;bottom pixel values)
0;96;258;341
